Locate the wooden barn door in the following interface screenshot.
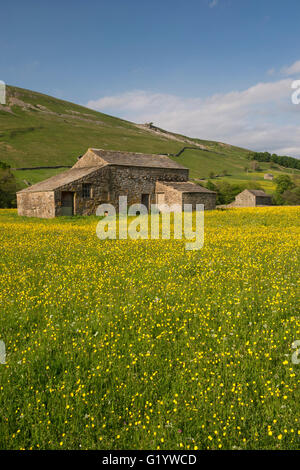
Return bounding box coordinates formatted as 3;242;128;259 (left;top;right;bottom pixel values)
141;194;150;211
61;191;74;216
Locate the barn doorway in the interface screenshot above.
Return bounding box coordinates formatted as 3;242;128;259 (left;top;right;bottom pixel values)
141;193;150;211
61;191;74;216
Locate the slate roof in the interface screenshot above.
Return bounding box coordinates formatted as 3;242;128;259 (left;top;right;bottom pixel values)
17;166;102;193
247;189;271;197
158;181;216;193
90;148;188;170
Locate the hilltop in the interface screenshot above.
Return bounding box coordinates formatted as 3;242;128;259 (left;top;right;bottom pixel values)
0;86;299;190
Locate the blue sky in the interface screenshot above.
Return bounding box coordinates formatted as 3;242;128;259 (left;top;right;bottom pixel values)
1;0;300;155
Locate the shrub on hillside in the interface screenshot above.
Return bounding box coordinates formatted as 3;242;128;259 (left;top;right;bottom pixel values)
272;175;300;205
274;175;295;194
282;187;300;205
0;162;17;208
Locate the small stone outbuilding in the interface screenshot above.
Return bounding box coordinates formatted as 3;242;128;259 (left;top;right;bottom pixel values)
17;148;216;218
264;173;274;181
156;181;216;211
229;189;272;208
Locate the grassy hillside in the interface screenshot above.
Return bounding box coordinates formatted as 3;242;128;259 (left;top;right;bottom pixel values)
0;86;184;167
1;85;299;191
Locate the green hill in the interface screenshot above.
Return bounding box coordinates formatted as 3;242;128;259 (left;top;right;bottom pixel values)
1;85;299;190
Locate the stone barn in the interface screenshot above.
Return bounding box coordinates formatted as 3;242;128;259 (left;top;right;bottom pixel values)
229;189;272;207
156;181;216;211
17;148;216;218
264;173;274;181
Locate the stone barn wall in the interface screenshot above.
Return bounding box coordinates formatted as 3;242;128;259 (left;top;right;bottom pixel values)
73;149;107;169
155;182;216;211
232;190;272;207
109;166;188;210
17;191;55;218
255;196;272;206
155;182;182;208
182;192;216;211
54;166;111;216
52;165;189;216
234;191;256;207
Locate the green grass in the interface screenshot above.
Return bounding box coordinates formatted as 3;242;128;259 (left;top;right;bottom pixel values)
171;148;250;179
0;208;299;450
1;86;299;191
0;86;185;169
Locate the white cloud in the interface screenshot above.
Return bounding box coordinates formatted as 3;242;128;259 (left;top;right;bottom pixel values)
87;78;300;157
281;60;300;76
209;0;218;8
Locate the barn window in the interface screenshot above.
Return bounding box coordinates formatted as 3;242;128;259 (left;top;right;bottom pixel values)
82;183;92;199
101;191;110;202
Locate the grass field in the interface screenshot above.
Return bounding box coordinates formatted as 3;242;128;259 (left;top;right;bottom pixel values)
0;208;299;450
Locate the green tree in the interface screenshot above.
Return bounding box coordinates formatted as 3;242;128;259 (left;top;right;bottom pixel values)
272;192;284;206
282;187;300;205
205;180;217;192
215;181;243;205
274;175;295;194
0;163;17;208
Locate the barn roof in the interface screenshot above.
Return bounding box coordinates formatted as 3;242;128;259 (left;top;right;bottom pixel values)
89;148;188;170
17;148;188;194
158;181;216;193
247;189;271;197
17;166;102;193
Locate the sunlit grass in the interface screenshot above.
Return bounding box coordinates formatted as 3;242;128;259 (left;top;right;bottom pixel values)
0;207;299;450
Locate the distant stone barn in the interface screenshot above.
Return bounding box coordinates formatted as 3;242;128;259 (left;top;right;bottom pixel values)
229;189;273;208
17;148;216;218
